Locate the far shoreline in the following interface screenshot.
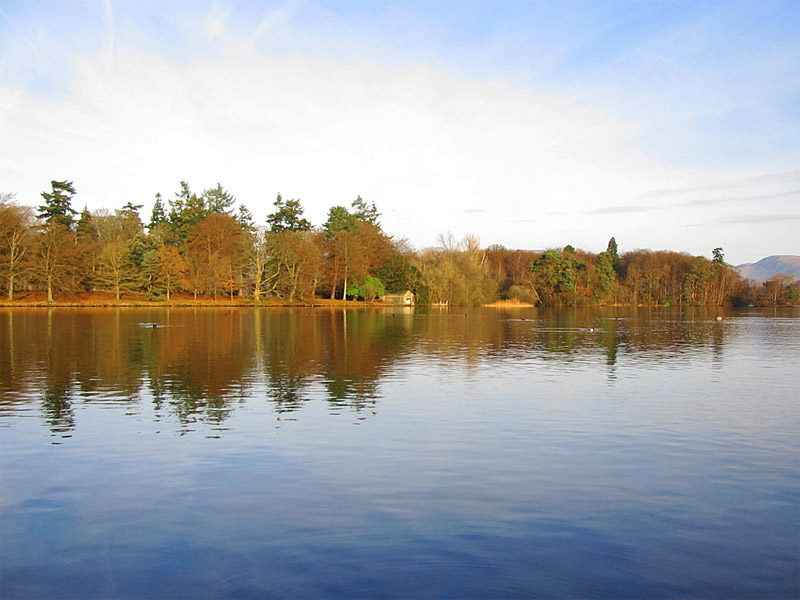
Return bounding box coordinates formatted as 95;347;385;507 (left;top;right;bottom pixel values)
1;294;791;309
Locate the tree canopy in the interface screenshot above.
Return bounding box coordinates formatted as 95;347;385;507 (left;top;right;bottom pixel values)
1;179;792;306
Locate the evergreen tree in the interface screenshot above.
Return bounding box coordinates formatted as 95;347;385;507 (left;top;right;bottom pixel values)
184;194;207;228
267;194;311;232
39;180;78;229
76;207;97;243
596;251;616;297
95;240;139;300
128;232;160;270
118;202;144;239
139;249;161;295
169;181;191;224
529;249;587;305
168;181;207;239
236;204;256;233
324;205;357;238
683;256;714;305
351;195;380;225
202;183;236;214
378;254;421;293
607;236;620;273
150;193;167;229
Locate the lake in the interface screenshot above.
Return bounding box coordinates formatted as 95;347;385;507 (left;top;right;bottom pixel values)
1;307;798;598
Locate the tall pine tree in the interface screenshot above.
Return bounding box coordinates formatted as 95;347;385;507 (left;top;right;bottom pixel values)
39;180;77;229
202;183;236;214
150;193;167;229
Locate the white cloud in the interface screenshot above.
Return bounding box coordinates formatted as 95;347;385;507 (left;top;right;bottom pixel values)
102;0;114;68
250;0;307;44
0;44;796;264
204;2;231;39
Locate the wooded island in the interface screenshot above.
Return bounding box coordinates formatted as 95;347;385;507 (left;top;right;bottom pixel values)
1;180;797;306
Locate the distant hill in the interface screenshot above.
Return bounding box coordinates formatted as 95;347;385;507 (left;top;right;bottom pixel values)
736;255;800;283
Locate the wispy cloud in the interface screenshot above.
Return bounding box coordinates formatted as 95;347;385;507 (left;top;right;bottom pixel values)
745;171;800;185
102;0;114;69
250;0;306;44
675;190;799;208
0;6;45;70
204;2;231;39
715;214;800;225
636;175;799;212
585;205;653;215
640;178;798;201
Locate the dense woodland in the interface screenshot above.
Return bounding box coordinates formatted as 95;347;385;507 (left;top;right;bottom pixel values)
1;180;797;306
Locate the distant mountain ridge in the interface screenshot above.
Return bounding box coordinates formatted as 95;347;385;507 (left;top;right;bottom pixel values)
736;255;800;283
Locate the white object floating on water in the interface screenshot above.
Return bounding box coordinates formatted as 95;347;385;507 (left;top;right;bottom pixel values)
715;316;723;321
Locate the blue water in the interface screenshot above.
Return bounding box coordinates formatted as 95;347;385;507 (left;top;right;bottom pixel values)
1;307;798;598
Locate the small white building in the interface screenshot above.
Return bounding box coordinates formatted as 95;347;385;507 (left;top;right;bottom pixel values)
382;290;415;306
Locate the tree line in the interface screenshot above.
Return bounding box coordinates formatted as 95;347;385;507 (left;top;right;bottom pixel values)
1;180;797;306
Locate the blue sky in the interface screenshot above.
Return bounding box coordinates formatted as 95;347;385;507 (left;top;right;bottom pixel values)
1;0;798;264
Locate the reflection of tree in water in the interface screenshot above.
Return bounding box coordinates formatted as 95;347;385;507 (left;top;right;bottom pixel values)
255;309;318;414
530;309;582;356
41;384;75;436
256;309;411;416
320;311;397;415
456;307;732;382
151;310;254;425
617;308;728;358
1;307;741;435
325;378;379;413
166;392;234;429
266;371;309;414
598;322;619;367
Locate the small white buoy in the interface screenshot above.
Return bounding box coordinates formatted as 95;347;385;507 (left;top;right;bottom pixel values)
715;316;723;321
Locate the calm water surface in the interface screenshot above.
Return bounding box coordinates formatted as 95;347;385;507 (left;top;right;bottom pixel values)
1;307;798;598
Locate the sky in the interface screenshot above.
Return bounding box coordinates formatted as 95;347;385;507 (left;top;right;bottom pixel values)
0;0;798;265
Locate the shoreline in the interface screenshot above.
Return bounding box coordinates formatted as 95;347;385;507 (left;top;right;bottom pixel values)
0;293;366;308
1;299;789;309
0;292;794;309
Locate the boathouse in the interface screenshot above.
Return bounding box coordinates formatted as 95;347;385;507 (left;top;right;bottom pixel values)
382;290;415;306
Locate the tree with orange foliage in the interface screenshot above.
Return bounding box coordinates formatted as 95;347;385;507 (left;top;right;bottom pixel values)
156;245;188;301
34;223;82;301
0;194;34;300
188;213;243;300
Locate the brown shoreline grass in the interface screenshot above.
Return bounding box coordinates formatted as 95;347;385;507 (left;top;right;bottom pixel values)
482;299;536;308
0;291;368;308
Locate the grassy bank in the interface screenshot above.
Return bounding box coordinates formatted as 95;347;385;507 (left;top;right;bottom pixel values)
0;292;369;308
